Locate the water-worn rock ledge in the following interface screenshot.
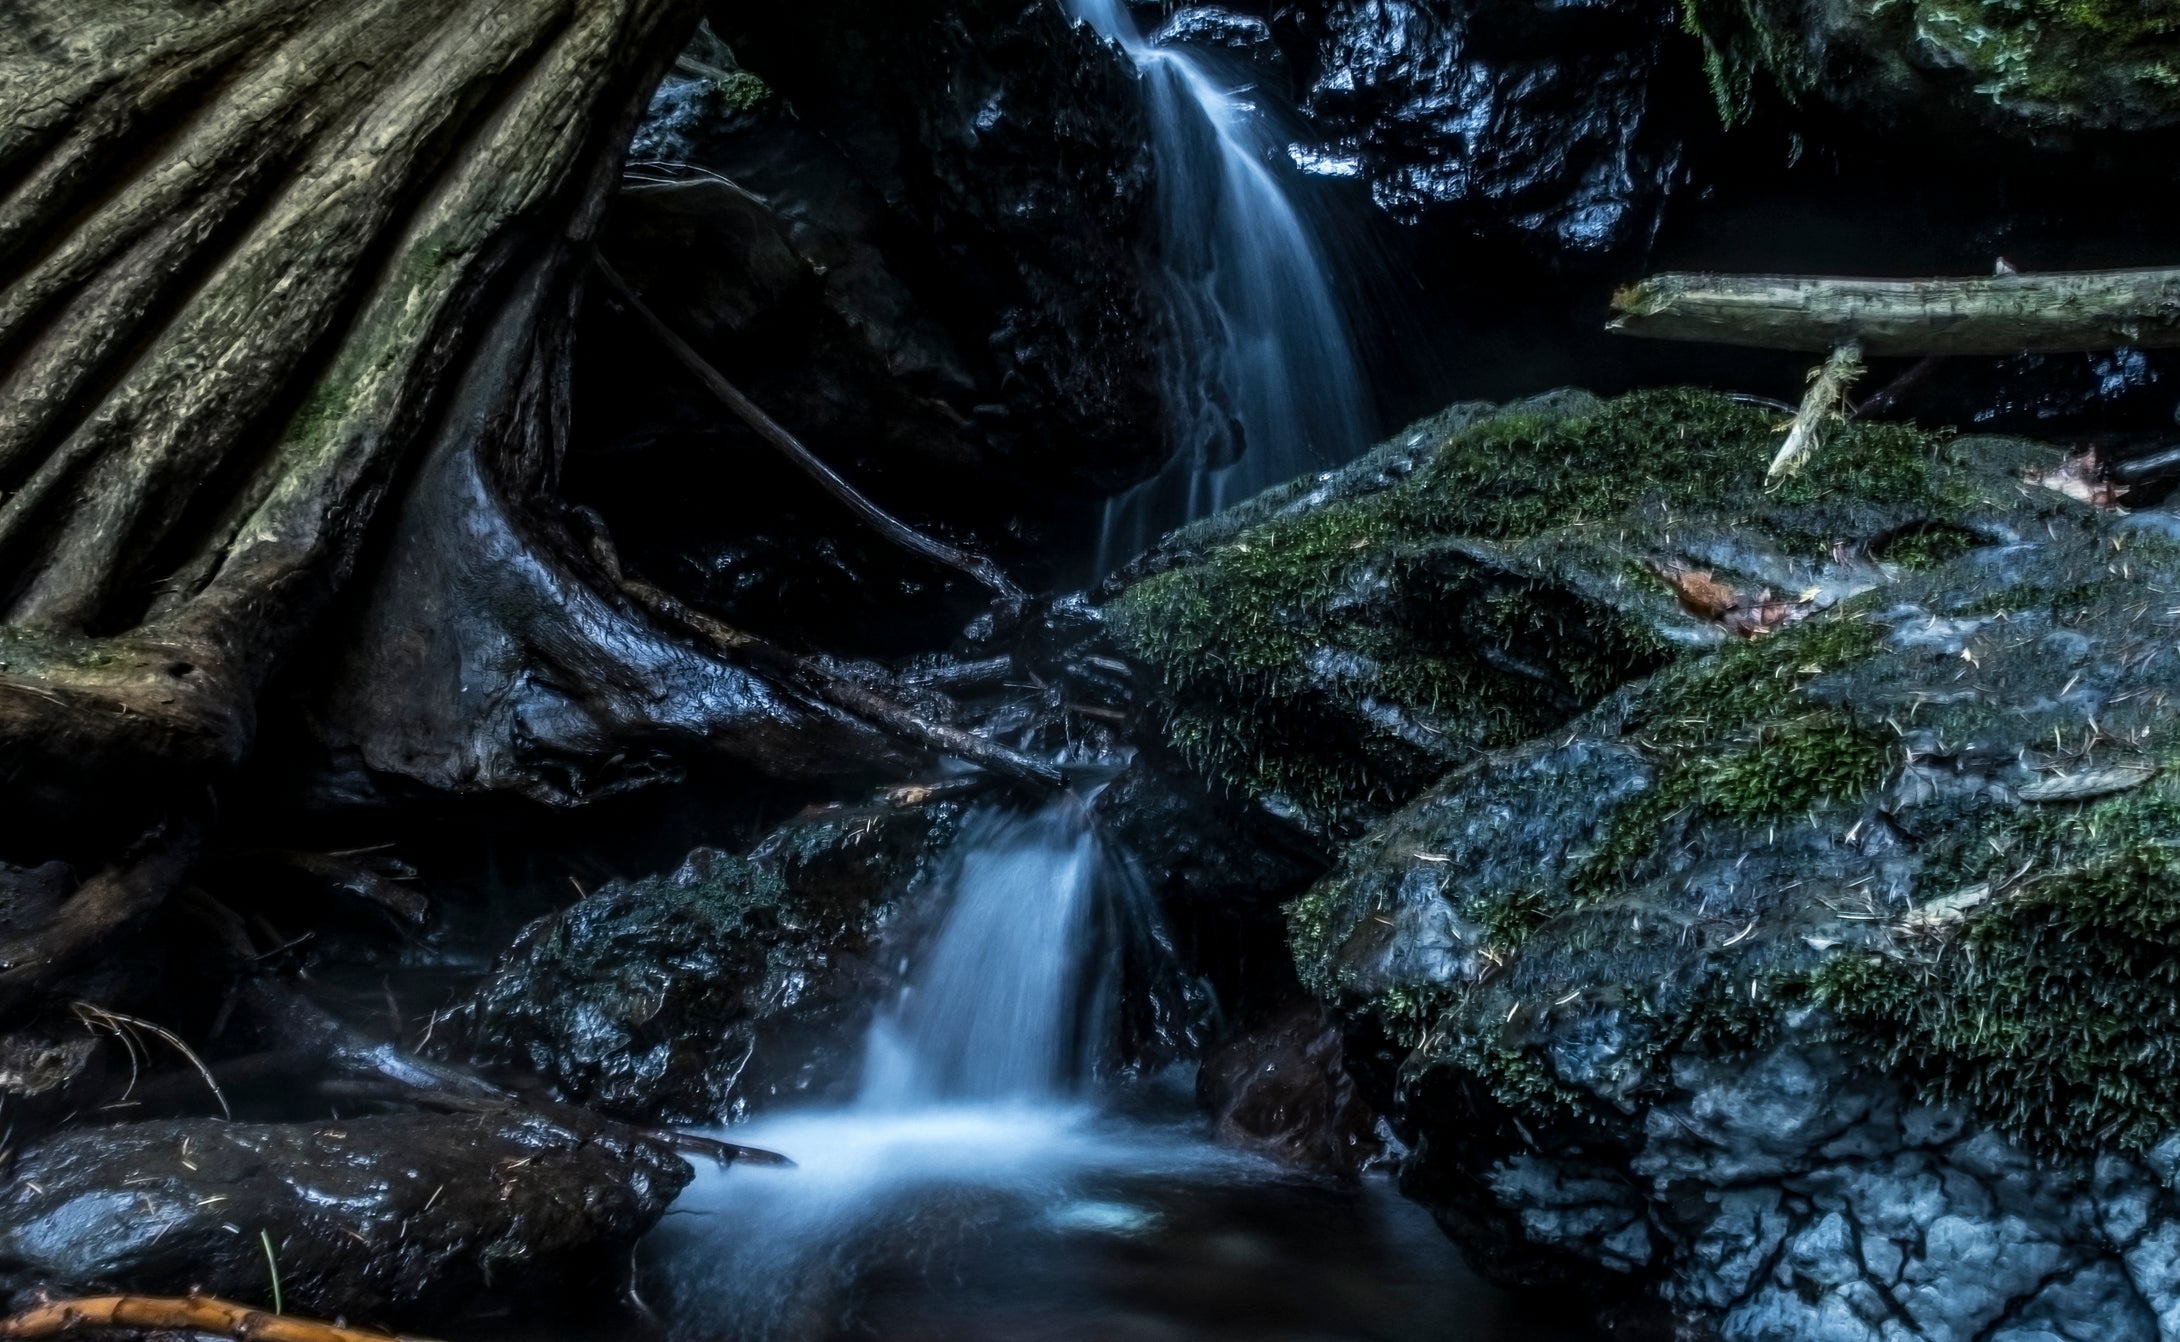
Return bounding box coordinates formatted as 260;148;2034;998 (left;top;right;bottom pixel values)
0;1112;689;1323
1112;387;2180;1338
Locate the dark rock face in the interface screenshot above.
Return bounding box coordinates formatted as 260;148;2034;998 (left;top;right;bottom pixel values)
1197;999;1384;1176
570;3;1160;648
1123;387;2180;1335
0;1113;689;1324
437;800;962;1123
1285;0;1693;255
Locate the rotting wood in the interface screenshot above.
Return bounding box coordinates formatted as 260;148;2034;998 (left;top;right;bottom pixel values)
0;1294;434;1342
595;257;1030;604
1608;268;2180;355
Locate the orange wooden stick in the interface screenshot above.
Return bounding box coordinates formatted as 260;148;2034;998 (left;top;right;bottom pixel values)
0;1295;440;1342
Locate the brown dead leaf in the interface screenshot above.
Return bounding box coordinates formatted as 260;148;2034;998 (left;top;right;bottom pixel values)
1650;562;1817;638
1649;560;1739;620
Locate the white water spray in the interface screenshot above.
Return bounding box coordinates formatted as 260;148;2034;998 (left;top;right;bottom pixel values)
1076;0;1370;568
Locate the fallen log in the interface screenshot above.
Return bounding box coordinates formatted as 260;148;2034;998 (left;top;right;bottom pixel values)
1609;268;2180;356
0;1295;432;1342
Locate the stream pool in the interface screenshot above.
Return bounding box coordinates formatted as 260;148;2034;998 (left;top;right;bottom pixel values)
639;1088;1597;1342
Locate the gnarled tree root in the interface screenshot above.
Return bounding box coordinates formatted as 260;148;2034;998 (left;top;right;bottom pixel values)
0;1295;436;1342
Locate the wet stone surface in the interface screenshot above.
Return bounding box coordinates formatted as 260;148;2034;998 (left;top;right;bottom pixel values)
0;1113;690;1324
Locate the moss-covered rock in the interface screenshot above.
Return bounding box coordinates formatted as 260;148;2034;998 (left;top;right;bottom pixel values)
1685;0;2180;135
435;798;964;1123
1108;387;2033;837
1290;473;2180;1332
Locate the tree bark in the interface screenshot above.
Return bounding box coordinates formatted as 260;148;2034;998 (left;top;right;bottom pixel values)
0;0;707;827
1608;268;2180;355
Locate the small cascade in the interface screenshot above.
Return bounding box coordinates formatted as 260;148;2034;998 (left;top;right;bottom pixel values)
857;804;1108;1107
1076;0;1371;569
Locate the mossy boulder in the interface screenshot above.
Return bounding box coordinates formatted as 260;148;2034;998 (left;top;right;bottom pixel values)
1107;387;2035;838
435;798;964;1123
1293;493;2180;1333
1685;0;2180;136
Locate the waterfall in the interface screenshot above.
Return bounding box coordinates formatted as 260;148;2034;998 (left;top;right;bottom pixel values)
857;803;1109;1107
1075;0;1371;568
648;798;1202;1339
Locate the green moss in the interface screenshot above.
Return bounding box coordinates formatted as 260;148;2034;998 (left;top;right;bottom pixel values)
1880;521;1986;571
712;68;774;112
1683;0;2180;130
1110;390;1952;830
1570;613;1891;896
1809;776;2180;1154
1700;712;1895;825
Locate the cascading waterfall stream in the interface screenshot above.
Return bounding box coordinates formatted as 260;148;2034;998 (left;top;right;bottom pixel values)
1074;0;1371;569
644;797;1547;1342
857;805;1106;1108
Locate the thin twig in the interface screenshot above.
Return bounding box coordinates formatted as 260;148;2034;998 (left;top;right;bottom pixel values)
606;562;1065;793
72;1002;232;1119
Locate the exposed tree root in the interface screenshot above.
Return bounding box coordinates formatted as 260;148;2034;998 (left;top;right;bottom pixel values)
605;562;1066;794
594;256;1030;604
0;822;201;1017
0;1294;435;1342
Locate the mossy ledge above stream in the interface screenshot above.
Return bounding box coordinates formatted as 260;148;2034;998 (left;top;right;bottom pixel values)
1107;387;2028;838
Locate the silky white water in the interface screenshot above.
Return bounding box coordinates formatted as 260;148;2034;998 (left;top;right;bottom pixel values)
646;801;1209;1338
1073;0;1370;569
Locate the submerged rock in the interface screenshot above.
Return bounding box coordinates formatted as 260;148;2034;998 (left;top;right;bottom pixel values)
436;799;963;1123
1125;385;2180;1335
0;1112;688;1324
1197;999;1385;1177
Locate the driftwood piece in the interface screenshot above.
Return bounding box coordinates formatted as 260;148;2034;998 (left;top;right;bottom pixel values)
1768;341;1864;485
0;1296;434;1342
1609;269;2180;355
594;257;1029;604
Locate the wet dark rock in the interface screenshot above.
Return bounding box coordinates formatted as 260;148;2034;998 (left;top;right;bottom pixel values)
0;1025;101;1144
1286;0;1694;255
0;1112;689;1324
436;800;964;1123
1103;387;2003;838
1150;7;1284;70
1197;999;1384;1177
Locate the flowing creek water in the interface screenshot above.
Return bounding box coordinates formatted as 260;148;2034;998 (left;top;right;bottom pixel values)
635;802;1596;1340
1071;0;1372;568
